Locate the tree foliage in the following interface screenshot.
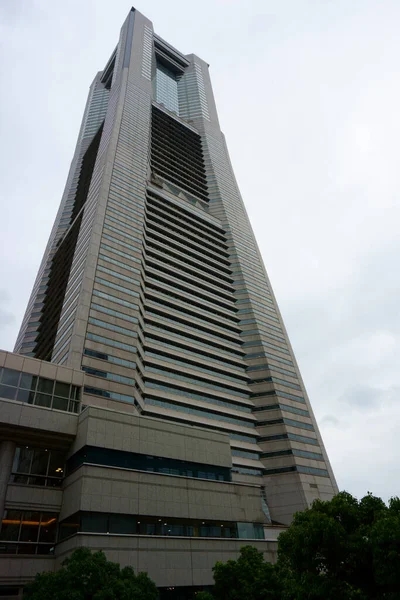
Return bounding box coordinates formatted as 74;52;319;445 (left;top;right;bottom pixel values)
206;492;400;600
211;546;282;600
277;491;400;599
23;547;159;600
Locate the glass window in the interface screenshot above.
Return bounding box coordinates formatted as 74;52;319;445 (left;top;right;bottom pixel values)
82;366;107;379
11;446;65;488
232;467;263;476
66;445;231;482
90;303;137;323
168;524;185;536
98;252;140;275
280;404;309;417
0;385;17;400
84;348;136;369
232;449;260;460
37;378;54;395
81;513;108;533
92;288;139;311
230;433;258;444
293;449;323;461
1;369;81;414
86;332;137;353
19;373;37;390
52;396;69;411
237;523;255;538
12;447;32;474
71;386;80;401
146;367;249;400
35;393;52;408
0;511;21;541
54;381;70;398
68;400;79;414
1;368;20;387
19;512;40;542
17;543;37;554
30;449;49;476
222;527;234;538
11;474;29;485
154;63;179;114
84;348;108;361
254;524;265;539
58;514;80;541
0;511;58;554
96;266;139;287
284;417;314;431
48;451;65;480
297;466;329;477
146;396;255;428
144;523;156;535
288;433;319;445
15;388;34;403
38;514;57;543
109;514;136;534
29;450;49;486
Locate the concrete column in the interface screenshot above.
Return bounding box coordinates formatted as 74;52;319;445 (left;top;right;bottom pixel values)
0;441;16;528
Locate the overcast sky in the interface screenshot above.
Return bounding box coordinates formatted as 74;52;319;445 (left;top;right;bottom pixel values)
1;0;400;502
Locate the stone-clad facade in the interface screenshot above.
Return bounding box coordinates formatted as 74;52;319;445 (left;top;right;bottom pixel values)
2;8;337;599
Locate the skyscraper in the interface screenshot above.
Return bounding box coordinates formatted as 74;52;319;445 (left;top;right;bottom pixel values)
1;8;337;598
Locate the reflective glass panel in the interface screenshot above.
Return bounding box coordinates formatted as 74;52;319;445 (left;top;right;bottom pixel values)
38;514;57;543
0;385;17;400
237;522;255;538
0;511;21;541
48;451;65;479
17;543;36;554
16;388;35;403
1;369;20;387
19;512;40;542
37;378;54;395
52;396;69;411
12;447;32;473
19;374;37;391
155;63;179;114
31;449;49;475
54;381;70;398
109;514;136;534
34;394;52;408
81;513;107;533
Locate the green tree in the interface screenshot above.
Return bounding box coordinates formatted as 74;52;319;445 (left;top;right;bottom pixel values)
277;491;400;599
210;545;281;600
204;492;400;600
369;497;400;600
23;547;159;600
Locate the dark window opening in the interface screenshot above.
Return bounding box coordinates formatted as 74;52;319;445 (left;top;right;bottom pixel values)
33;123;104;360
0;510;58;555
151;106;209;202
66;445;231;482
59;511;265;541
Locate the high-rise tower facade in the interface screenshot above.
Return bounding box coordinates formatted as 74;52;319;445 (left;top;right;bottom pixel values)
1;8;337;598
